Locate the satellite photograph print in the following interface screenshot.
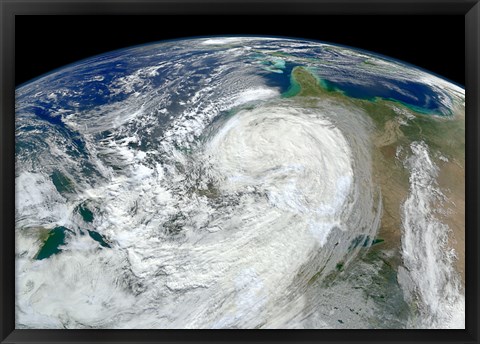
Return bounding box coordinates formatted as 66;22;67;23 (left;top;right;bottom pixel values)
15;36;465;329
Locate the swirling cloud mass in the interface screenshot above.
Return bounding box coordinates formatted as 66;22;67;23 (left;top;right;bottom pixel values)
15;37;465;329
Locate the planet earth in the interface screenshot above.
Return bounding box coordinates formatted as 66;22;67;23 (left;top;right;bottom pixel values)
15;36;465;329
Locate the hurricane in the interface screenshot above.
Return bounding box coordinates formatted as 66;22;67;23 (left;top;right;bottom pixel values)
15;37;465;329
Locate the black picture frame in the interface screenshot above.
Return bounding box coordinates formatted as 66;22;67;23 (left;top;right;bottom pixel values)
1;1;479;343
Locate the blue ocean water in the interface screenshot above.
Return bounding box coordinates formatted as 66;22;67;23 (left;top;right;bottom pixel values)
257;58;448;115
321;78;448;114
260;61;302;94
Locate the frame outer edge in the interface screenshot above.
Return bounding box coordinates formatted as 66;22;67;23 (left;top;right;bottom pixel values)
2;1;479;343
1;1;16;343
465;1;480;341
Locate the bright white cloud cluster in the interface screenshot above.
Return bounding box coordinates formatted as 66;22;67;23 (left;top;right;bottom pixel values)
15;36;464;329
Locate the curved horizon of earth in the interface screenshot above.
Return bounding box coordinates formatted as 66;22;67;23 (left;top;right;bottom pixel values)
15;36;465;329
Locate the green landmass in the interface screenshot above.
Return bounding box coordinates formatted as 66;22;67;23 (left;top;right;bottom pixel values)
285;65;464;320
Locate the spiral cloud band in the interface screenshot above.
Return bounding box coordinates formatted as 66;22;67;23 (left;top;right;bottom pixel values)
16;99;382;328
15;36;464;329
